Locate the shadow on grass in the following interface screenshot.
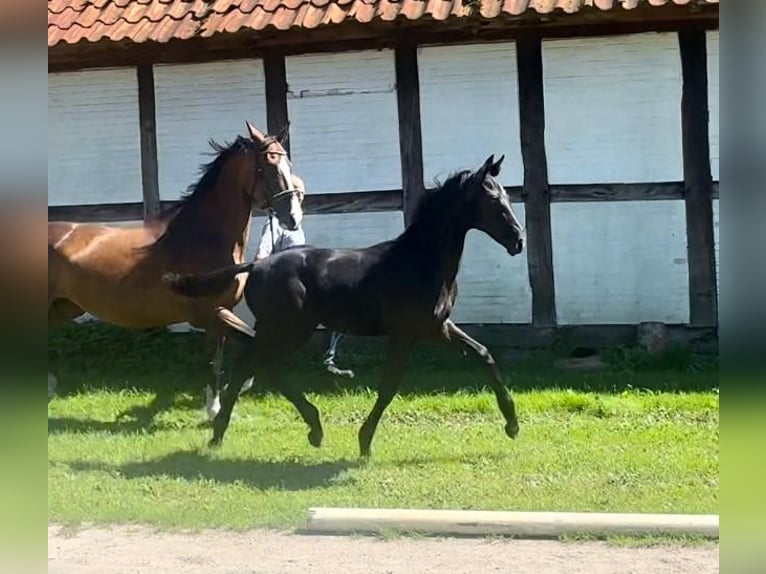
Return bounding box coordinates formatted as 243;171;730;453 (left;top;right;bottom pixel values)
47;415;209;436
49;323;718;399
48;389;204;436
68;450;360;491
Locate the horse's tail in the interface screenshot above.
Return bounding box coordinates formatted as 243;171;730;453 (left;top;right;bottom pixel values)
162;262;255;298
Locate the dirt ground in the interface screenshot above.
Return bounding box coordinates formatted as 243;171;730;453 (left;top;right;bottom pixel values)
48;524;719;574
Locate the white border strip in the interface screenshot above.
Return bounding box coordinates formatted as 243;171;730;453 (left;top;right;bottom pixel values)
306;508;719;539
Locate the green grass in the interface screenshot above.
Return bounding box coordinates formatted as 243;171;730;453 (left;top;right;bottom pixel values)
48;324;719;532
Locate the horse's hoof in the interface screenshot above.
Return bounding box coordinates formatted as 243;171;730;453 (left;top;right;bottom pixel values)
208;436;223;448
505;421;520;440
308;429;323;448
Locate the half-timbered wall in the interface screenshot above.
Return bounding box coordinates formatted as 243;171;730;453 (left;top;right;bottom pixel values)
47;25;720;335
153;59;268;202
543;32;689;324
418;42;532;324
278;49;405;250
48;67;142;206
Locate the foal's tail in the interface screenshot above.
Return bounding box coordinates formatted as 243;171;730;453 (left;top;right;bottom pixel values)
162;262;254;298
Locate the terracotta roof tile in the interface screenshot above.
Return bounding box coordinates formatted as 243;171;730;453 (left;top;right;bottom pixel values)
48;0;719;47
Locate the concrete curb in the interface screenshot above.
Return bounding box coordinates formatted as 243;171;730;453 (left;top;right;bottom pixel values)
305;508;719;539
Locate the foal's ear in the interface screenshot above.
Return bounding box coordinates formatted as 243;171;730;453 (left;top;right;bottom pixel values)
276;121;291;147
489;154;505;176
477;154;501;179
246;121;266;144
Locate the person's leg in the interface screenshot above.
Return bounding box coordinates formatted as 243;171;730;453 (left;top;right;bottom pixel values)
324;331;354;378
324;331;343;366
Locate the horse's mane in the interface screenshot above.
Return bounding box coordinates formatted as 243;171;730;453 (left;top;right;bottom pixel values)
148;136;257;248
154;136;255;222
409;170;472;228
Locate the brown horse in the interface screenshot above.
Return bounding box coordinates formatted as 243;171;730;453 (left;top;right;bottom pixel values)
48;122;302;416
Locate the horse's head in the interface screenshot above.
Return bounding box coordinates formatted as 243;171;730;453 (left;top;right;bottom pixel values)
466;154;525;256
246;121;303;231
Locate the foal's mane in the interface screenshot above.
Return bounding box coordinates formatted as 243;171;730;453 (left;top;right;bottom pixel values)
409;169;473;229
147;136;257;249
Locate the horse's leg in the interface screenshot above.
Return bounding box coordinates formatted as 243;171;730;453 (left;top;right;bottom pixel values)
274;373;324;448
324;331;354;378
441;319;520;439
208;339;261;448
358;338;410;458
204;335;226;421
48;298;85;401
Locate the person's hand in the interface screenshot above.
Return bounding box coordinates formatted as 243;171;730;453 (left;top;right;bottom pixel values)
292;174;306;205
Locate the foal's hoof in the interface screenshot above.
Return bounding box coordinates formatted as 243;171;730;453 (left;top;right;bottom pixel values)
308;429;323;448
505;421;520;439
207;436;223;449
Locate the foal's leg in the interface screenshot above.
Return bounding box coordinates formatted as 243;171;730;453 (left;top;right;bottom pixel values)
324;331;354;379
208;341;261;447
275;373;324;448
358;338;410;458
441;320;520;439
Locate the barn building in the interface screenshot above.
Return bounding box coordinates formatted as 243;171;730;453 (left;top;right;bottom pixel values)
48;0;720;350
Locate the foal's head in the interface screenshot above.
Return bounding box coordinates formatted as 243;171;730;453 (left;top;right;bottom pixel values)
245;121;303;231
464;155;525;255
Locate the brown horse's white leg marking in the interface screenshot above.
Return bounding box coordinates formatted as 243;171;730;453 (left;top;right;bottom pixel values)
205;337;226;421
204;308;256;421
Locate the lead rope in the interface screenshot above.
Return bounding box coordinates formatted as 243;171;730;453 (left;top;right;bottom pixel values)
269;209;276;253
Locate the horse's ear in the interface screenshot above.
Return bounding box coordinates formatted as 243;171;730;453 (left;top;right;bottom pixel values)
276;121;290;146
489;154;505;176
475;154;495;180
246;121;266;144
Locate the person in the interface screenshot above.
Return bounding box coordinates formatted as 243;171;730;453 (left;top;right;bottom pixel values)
206;175;351;420
248;174;350;382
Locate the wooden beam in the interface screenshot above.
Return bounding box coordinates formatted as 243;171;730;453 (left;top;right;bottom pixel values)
46;180;719;224
516;36;557;327
137;64;160;221
48;190;403;222
549;181;719;202
263;52;290;152
679;29;718;327
302;190;402;215
48;202;147;223
49;178;719;224
394;45;425;227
